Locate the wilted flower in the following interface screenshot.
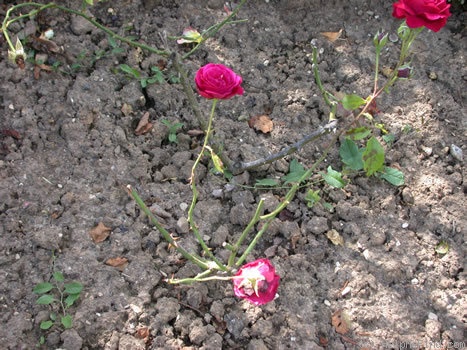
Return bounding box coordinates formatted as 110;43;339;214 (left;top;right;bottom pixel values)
397;65;412;78
8;38;25;68
177;27;202;44
233;259;280;306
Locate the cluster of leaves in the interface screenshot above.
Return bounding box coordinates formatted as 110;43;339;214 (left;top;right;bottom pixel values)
33;271;83;344
119;64;180;88
339;131;404;186
161;119;184;143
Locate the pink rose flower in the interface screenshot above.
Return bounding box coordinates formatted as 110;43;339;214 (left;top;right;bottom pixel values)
233;259;280;306
392;0;451;32
195;63;244;100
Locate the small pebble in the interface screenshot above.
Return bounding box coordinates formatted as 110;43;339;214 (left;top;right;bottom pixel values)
411;278;419;285
450;144;463;161
341;286;351;296
324;299;331;306
389;33;398;42
402;222;409;229
428;312;438;321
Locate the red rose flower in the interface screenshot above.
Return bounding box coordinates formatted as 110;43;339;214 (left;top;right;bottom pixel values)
233;259;280;306
392;0;451;32
195;63;244;100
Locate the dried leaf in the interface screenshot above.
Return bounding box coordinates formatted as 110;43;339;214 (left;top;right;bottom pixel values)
105;257;128;271
136;327;150;342
381;66;393;78
248;115;273;133
135;112;153;135
326;229;344;246
187;129;204;136
121;103;133;116
321;29;343;42
89;222;111;243
331;309;351;335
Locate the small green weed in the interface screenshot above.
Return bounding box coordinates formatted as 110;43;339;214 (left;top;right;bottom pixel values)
119;64;180;88
33;271;83;345
161;119;184;143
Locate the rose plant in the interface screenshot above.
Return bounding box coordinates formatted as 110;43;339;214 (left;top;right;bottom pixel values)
1;0;454;309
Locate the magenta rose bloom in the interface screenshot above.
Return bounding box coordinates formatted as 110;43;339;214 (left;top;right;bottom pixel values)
392;0;451;32
233;259;280;306
195;63;244;100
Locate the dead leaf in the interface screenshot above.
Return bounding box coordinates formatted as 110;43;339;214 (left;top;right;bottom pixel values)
381;66;393;78
326;229;344;246
121;103;133;116
187;129;204;137
248;115;273;133
321;29;343;42
105;257;128;271
331;309;351;335
135;327;150;343
135;112;153;135
89;222;111;243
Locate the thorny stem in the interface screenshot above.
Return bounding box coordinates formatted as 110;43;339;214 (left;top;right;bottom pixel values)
188;99;227;272
227;199;264;268
1;2;169;56
235;130;341;267
230;121;337;174
127;185;211;271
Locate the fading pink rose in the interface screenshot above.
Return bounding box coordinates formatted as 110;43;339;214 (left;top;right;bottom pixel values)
195;63;244;100
233;259;280;306
392;0;451;32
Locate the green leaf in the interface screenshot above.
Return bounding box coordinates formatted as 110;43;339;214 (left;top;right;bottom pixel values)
168;133;177;143
119;64;140;79
108;36;118;48
435;241;449;255
40;320;54;330
53;271;64;282
320;166;346;188
64;282;83;295
339;138;364;171
379;166;404;186
36;294;56;305
33;282;54;294
304;189;321;208
282;159;307;184
345;127;371;140
362;137;385;176
61;315;73;329
255;178;280;187
140;78;148;88
85;0;94;5
342;94;366;111
382;133;395;145
209;150;224;174
64;293;81;308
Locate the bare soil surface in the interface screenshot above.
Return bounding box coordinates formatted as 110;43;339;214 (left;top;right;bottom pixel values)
1;1;465;349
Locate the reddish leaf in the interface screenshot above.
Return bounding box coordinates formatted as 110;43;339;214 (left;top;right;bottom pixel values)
331;309;350;335
1;129;21;139
105;257;128;271
89;222;111;243
135;112;153;135
248;115;273;134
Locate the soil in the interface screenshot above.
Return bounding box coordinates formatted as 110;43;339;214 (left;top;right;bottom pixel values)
0;1;466;349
